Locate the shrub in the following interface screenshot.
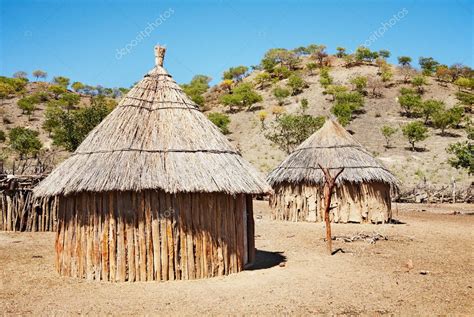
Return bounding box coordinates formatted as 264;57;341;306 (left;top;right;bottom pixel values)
208;112;231;134
254;72;271;89
380;125;397;148
331;103;353;126
454;77;473;91
52;76;70;88
223;66;248;82
0;129;6;143
306;62;318;75
350;76;368;93
265;113;325;153
273;66;292;80
287;74;306;95
220;82;262;111
17;97;37;119
420;99;445;124
9;127;42;159
181;75;211;107
273;87;290;105
325;85;348;100
398;93;422;117
446;141;473;175
402;121;428;151
411;75;427;94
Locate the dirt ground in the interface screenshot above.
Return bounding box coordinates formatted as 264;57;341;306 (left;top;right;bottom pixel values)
1;201;473;315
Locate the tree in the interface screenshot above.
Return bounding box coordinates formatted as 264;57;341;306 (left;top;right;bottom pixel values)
253;72;271;89
0;76;28;93
306;62;318;75
265;112;325;153
411;75;427;94
419;57;439;75
223;65;248;82
71;81;85;92
335;47;346;58
432;106;464;135
51;97;113;151
287;74;306;95
32;70;47;81
17;97;37;119
319;67;333;88
220;79;234;93
435;66;452;83
420;99;444;124
454;77;473;91
311;45;327;67
273;87;291;105
398;92;422;117
0;82;15;105
261;48;299;72
52;76;70;88
43;101;65;136
0;129;6;143
355;47;377;63
181;75;211;107
272;66;291;80
334;91;364;110
402;121;428;151
325;85;348;101
13;71;28;79
208;112;231;134
350;76;368;94
48;84;67;98
397;56;412;66
398;64;415;83
378;49;391;59
220;82;262;112
380;125;397;148
446;141;473;175
331;102;353;126
59;92;81;111
8;127;42;159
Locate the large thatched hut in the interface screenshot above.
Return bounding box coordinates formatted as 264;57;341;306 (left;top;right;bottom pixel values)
34;46;271;282
267;119;398;223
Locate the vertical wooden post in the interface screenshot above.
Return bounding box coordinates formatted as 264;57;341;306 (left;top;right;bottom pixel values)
318;164;344;255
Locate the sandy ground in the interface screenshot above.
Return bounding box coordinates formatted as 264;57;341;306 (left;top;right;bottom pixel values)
1;201;473;315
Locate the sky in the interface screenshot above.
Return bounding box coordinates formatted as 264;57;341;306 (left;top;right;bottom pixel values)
0;0;473;88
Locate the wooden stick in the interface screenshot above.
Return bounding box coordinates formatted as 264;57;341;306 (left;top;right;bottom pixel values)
318;164;344;255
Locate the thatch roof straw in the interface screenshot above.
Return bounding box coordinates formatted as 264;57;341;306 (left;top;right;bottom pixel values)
267;119;399;188
34;46;271;197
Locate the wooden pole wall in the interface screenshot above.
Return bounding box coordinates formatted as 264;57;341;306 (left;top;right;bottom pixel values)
56;191;254;282
269;182;392;224
0;191;58;231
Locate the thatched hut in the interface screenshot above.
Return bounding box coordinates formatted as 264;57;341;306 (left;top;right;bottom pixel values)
34;46;271;282
267;119;398;223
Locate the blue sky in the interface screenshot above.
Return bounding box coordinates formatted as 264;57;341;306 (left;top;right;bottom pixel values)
1;0;472;88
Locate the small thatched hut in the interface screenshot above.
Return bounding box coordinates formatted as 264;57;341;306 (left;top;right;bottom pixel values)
267;119;398;223
34;46;271;282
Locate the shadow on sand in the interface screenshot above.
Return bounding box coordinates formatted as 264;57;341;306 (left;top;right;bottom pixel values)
246;250;287;270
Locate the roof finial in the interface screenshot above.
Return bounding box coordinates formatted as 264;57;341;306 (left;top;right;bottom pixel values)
154;45;166;67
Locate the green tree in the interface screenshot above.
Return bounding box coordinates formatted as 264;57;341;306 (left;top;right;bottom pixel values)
261;48;299;72
402;121;428;151
32;70;47;81
0;76;28;93
446;141;473;174
8;127;42;159
331;102;353;126
220;82;262;112
398;93;422;117
0;129;6;143
273;86;291;105
311;45;327;67
52;76;70;88
350;76;368;94
48;84;67;98
272;66;291;80
181;75;211;107
253;72;271;89
419;57;439;75
420;99;444;124
397;56;412;66
325;85;348;101
355;46;377;63
287;74;306;95
265;113;325;153
17;97;37;119
0;82;15;105
306;62;318;75
380;125;397;148
378;49;391;59
454;77;473;91
59;92;81;111
71;81;85;92
208;112;231;134
336;47;346;58
13;71;28;79
43;101;65;136
223;65;248;82
411;75;427;94
334;91;364;110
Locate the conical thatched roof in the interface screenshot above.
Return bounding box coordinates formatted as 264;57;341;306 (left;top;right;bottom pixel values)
34;46;271;197
266;119;398;187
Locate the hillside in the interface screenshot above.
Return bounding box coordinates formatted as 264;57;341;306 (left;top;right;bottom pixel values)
0;53;472;194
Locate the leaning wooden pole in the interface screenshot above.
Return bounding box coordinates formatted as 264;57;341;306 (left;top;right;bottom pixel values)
318;164;344;255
